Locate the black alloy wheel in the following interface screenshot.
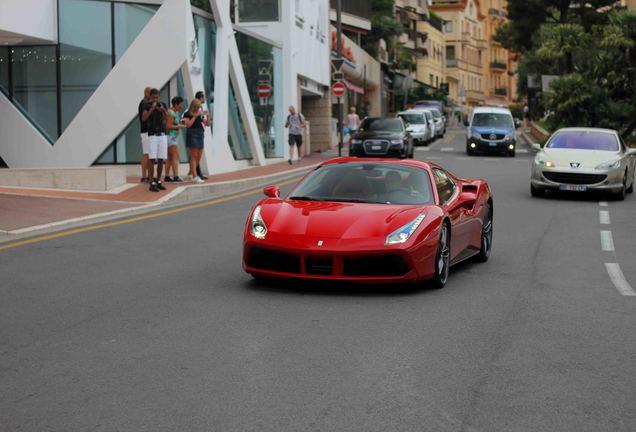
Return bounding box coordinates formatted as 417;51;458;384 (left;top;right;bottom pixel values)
431;223;450;289
476;203;493;262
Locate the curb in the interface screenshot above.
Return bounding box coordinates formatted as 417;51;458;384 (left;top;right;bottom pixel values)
0;163;318;243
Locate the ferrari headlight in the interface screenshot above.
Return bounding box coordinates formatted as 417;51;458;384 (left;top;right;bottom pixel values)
385;213;426;245
596;159;621;170
351;139;362;145
250;206;267;239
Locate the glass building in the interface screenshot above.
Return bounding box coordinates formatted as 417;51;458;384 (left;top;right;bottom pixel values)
0;0;286;169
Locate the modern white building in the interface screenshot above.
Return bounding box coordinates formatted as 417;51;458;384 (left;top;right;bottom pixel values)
0;0;331;173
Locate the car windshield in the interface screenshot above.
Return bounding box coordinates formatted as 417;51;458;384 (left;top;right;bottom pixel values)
359;118;404;132
398;114;425;124
430;110;442;119
472;113;513;128
546;131;619;151
288;163;435;205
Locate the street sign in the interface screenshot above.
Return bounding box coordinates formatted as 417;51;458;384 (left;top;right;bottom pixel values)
332;81;346;98
331;58;345;72
332;71;344;82
258;83;272;99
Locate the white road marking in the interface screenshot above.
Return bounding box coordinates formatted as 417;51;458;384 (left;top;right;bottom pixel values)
600;230;615;251
456;157;471;161
415;147;431;151
599;201;608;207
517;149;529;154
600;211;611;225
605;263;636;296
440;147;455;152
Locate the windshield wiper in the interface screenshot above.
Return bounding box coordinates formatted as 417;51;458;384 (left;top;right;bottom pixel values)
328;198;385;204
288;196;322;201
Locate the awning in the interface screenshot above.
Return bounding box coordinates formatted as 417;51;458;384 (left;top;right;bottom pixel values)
343;79;364;94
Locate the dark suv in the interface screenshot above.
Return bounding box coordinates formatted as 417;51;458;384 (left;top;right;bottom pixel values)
349;117;414;158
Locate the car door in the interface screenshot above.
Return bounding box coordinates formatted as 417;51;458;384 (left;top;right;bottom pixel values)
432;168;470;260
620;136;636;181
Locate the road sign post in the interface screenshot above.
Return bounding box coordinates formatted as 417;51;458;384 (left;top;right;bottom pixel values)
336;0;343;157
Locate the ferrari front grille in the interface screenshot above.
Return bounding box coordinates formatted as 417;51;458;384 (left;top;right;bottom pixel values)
247;247;301;273
543;172;607;185
305;257;334;275
343;255;409;277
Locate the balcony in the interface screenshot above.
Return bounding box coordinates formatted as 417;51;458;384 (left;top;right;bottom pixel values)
446;58;458;68
488;8;507;19
475;38;487;50
490;61;507;71
329;0;371;20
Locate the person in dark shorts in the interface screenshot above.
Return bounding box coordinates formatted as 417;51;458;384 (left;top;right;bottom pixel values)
183;99;209;184
285;105;306;164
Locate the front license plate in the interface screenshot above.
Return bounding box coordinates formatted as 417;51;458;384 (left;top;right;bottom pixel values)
559;184;587;192
488;142;498;147
372;145;382;150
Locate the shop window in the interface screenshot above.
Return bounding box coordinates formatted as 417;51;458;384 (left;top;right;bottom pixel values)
238;0;279;22
114;3;159;61
11;46;59;142
228;81;253;160
59;0;113;132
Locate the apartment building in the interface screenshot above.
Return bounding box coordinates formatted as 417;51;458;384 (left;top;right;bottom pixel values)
430;0;486;108
415;13;446;90
395;0;430;79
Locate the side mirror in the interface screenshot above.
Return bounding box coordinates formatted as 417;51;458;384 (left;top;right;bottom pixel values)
626;148;636;157
531;143;542;152
263;185;280;198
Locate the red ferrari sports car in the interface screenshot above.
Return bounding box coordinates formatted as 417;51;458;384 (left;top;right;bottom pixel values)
243;158;493;288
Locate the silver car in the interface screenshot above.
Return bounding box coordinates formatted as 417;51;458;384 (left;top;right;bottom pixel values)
531;128;636;200
397;110;433;146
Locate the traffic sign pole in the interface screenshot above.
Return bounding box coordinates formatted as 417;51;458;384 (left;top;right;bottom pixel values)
336;0;343;157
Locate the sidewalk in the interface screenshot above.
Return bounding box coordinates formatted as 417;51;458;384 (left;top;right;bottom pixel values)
0;151;335;238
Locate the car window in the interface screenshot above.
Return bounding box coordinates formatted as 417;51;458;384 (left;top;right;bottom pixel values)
398;114;425;124
432;168;456;204
359;118;404;132
472;113;513;128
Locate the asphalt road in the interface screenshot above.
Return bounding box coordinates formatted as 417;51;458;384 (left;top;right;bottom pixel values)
2;128;636;431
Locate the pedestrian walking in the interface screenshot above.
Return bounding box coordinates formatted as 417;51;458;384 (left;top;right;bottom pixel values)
183;99;209;184
141;88;169;192
164;96;186;183
347;107;360;135
285;105;306;164
523;104;529;129
194;91;210;180
138;87;152;183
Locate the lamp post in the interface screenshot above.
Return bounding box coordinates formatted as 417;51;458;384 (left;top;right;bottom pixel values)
337;0;343;157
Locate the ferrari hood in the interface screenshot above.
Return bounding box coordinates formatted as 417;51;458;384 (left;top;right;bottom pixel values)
540;148;620;168
260;200;430;240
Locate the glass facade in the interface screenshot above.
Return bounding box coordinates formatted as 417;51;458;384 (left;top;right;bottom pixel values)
11;46;59;142
59;0;113;131
235;31;283;158
114;3;158;61
238;0;279;22
0;47;8;95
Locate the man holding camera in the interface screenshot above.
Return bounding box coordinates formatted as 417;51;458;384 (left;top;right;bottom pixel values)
140;88;169;192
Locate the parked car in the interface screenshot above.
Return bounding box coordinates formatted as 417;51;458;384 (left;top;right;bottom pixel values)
429;108;446;138
349;117;414;158
397;110;433;146
411;108;438;142
465;107;517;157
531;128;636;200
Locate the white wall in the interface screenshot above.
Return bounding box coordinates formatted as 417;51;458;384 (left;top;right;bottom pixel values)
0;0;57;44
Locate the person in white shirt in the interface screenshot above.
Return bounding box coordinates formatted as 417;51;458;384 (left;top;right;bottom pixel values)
347;106;361;135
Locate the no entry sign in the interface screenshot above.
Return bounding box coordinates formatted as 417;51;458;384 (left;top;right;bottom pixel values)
332;81;346;98
257;83;272;99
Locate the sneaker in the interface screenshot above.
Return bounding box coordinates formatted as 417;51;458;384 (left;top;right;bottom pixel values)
199;174;208;180
149;182;160;192
164;176;173;183
156;181;166;191
173;176;184;183
193;176;205;184
288;159;292;165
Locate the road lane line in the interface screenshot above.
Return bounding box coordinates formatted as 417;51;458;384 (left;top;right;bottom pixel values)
600;230;615;251
517;149;529;154
605;263;636;296
0;177;302;252
440;147;455;152
599;201;608;207
600;211;611;225
415;147;431;151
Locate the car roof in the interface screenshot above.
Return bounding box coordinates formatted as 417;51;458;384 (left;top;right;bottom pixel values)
553;127;618;135
471;107;512;115
397;110;426;116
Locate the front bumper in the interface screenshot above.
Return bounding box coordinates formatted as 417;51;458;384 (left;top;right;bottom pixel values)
350;143;407;158
243;232;438;283
530;165;625;192
467;136;516;153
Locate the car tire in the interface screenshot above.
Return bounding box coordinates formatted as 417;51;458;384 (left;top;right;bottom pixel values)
466;145;475;156
530;184;543;197
476;203;493;263
508;150;516;157
627;172;634;194
431;223;450;289
615;175;627;201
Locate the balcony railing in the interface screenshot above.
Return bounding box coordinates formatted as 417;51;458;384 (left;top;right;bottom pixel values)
490;61;507;70
488;8;507;18
446;58;458;67
329;0;371;20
